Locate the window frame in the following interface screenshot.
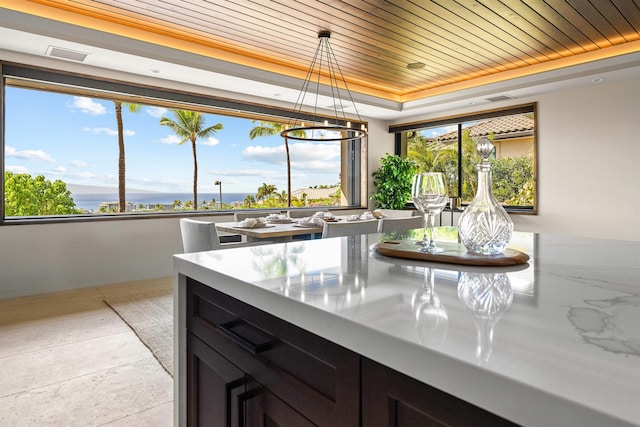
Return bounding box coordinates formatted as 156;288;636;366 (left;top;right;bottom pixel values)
1;63;367;224
390;103;538;214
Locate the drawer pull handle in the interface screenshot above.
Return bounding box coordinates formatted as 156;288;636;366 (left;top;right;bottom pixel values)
217;320;272;354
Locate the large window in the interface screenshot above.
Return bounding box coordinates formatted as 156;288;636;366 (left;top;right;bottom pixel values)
1;64;365;221
392;104;537;213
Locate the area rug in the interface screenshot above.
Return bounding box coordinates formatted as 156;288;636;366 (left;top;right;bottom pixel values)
103;290;174;377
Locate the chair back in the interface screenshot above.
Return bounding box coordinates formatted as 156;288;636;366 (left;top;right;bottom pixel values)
286;209;315;218
179;218;222;253
234;211;281;222
377;209;416;218
321;219;379;239
377;216;424;233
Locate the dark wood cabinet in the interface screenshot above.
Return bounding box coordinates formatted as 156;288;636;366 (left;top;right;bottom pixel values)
187;333;245;426
241;377;316;427
185;278;515;427
361;358;516;427
186;278;358;426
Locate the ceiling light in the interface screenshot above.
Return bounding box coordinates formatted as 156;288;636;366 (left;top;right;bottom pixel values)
407;62;425;70
592;78;605;82
280;31;367;143
149;69;161;74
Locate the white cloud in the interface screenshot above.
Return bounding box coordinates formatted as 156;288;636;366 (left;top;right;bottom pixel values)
68;96;106;115
159;135;182;145
242;145;285;165
424;125;457;137
83;127;135;136
70;172;97;179
6;165;29;174
200;136;220;146
291;160;340;171
51;166;68;174
6;145;56;163
70;160;88;167
210;169;278;178
289;142;340;161
146;106;168;118
241;141;340;171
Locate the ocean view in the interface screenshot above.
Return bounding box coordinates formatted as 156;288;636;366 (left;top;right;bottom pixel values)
71;192;252;211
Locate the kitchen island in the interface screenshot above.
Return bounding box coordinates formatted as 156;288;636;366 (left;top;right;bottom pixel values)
173;231;639;426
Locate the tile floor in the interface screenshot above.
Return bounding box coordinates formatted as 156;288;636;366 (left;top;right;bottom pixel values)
0;277;174;426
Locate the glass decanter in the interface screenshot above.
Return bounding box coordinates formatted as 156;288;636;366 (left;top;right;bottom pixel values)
457;137;513;255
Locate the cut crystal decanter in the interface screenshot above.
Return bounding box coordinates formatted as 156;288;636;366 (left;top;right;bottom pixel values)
457;137;513;255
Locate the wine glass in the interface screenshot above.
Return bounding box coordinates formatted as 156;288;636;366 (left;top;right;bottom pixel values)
412;172;448;253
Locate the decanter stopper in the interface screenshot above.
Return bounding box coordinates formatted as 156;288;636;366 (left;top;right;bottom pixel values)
457;137;513;255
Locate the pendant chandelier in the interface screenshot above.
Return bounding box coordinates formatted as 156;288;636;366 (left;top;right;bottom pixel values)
280;31;367;142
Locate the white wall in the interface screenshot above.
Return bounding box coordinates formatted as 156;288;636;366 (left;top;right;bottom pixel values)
1;75;638;299
525;77;639;240
0;217;180;299
393;75;640;243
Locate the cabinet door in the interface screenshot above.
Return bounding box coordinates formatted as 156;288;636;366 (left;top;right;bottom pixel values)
241;378;316;427
188;278;359;426
362;358;515;427
188;333;245;427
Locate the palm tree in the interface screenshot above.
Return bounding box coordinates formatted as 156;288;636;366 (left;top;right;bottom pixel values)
160;110;223;209
256;183;277;201
243;195;256;208
249;121;305;207
407;129;481;200
114;101;141;212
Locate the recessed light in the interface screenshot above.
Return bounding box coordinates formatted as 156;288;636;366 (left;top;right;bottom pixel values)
407;62;425;70
468;101;478;105
592;78;605;82
149;69;161;74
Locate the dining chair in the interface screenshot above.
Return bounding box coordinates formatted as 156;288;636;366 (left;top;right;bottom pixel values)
286;209;316;218
321;219;379;239
376;209;417;218
377;216;424;233
234;211;282;222
180;218;268;253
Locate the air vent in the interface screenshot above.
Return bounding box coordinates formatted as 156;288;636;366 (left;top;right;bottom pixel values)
46;46;89;62
485;95;513;102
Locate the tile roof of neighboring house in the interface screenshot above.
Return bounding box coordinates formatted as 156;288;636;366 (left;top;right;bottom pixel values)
429;115;534;143
291;186;339;200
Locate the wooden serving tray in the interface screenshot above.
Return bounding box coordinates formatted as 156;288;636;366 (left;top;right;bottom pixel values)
370;240;529;266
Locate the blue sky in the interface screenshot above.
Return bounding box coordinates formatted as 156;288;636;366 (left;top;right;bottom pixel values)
5;87;342;194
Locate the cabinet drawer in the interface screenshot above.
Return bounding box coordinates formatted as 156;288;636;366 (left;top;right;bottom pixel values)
187;278;359;427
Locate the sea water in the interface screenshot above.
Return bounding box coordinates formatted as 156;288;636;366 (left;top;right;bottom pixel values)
72;192;253;211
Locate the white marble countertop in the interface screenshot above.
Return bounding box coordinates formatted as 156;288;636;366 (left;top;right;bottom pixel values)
174;230;640;426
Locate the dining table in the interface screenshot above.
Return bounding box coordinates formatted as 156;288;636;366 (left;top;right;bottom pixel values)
215;219;325;242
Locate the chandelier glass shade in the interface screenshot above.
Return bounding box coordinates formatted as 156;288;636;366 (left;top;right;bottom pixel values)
280;31;367;142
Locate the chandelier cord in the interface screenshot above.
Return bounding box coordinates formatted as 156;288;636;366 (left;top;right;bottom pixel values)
281;31;367;142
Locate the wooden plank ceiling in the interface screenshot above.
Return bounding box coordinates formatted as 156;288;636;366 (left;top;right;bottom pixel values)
22;0;640;101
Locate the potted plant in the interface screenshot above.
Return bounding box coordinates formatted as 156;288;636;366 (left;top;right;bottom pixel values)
370;154;417;209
